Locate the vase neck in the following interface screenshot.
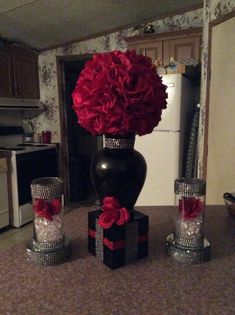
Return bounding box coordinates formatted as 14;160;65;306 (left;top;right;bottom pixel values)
104;135;135;149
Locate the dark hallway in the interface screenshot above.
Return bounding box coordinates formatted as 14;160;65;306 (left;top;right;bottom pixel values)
63;58;102;203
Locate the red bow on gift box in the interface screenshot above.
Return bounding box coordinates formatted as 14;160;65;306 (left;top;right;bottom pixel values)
98;196;130;229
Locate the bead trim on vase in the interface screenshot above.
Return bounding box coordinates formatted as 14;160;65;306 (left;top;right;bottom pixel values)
104;137;135;149
32;236;65;252
174;178;206;197
31;177;63;199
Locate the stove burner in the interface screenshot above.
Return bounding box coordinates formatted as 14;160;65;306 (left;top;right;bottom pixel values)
0;147;25;151
18;143;48;147
0;143;54;154
18;143;34;146
33;144;48;147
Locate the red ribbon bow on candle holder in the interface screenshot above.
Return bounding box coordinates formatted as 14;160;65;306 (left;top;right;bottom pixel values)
98;196;130;229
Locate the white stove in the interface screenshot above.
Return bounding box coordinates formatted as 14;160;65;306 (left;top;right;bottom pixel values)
0;143;56;155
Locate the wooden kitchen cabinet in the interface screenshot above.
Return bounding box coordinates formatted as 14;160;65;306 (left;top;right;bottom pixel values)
126;28;202;66
128;40;163;64
0;44;40;99
0;46;13;97
163;36;201;65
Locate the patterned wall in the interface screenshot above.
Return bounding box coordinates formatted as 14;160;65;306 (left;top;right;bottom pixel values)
31;8;203;142
31;1;235;175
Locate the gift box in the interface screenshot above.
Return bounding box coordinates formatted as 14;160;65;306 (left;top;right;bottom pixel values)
88;209;148;269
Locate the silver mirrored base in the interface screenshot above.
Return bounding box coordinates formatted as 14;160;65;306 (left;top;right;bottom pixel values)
26;237;71;267
166;234;211;264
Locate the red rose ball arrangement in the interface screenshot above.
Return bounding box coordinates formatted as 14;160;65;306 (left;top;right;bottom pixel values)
72;50;168;228
72;50;167;136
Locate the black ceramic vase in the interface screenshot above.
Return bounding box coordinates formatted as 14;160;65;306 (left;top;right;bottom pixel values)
91;135;147;210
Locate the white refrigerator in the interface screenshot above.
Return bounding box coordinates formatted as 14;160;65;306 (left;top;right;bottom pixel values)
135;74;194;206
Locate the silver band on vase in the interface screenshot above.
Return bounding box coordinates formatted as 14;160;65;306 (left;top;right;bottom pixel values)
31;177;63;199
104;137;135;149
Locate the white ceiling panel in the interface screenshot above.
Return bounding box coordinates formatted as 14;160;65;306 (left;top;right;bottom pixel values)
0;0;203;51
0;0;37;14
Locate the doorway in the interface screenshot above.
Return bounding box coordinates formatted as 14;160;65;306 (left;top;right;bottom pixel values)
205;15;235;204
58;56;102;204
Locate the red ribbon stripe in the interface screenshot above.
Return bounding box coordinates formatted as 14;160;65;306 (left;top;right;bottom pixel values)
88;228;148;250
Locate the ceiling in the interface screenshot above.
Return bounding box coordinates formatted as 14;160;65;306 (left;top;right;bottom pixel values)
0;0;202;51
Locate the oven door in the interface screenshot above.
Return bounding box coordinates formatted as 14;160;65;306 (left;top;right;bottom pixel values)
16;149;58;206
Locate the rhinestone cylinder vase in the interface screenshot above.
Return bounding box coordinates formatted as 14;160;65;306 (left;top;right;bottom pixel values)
91;135;147;210
26;177;71;266
166;178;211;264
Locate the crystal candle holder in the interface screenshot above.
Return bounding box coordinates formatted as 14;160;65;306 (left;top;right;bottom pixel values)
26;177;71;266
174;178;205;248
31;177;64;243
166;178;211;264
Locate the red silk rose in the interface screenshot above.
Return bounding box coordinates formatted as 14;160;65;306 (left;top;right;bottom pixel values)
98;196;130;229
33;198;62;221
72;50;167;136
50;198;62;215
179;197;203;220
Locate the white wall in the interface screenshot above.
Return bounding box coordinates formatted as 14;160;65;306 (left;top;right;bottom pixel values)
206;16;235;204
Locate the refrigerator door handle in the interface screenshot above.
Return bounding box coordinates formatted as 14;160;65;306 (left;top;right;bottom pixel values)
165;83;175;88
153;129;180;133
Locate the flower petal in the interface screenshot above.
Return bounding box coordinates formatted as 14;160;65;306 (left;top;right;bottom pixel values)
50;198;62;215
116;207;130;225
102;196;120;212
98;211;119;229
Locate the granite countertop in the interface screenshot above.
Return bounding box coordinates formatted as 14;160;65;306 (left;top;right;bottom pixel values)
0;205;234;315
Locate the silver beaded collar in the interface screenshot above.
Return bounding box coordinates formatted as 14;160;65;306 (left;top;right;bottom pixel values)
31;177;63;199
104;137;135;149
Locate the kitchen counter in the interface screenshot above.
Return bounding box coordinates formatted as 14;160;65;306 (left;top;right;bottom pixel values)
0;151;11;158
0;205;234;314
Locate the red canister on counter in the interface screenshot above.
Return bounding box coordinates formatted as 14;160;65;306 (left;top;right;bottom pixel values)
42;131;51;144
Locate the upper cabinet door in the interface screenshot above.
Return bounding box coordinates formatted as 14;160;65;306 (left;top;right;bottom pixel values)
136;41;163;63
163;35;201;65
126;28;202;67
11;46;40;99
0;46;14;97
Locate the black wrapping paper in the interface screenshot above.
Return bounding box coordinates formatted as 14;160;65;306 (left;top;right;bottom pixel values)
88;209;148;269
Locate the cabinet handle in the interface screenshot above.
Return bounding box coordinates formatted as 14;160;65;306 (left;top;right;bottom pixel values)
11;84;15;96
15;83;20;96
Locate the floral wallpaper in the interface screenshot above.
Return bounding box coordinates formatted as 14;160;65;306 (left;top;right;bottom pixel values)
31;1;235;176
31;7;203;142
151;8;203;32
